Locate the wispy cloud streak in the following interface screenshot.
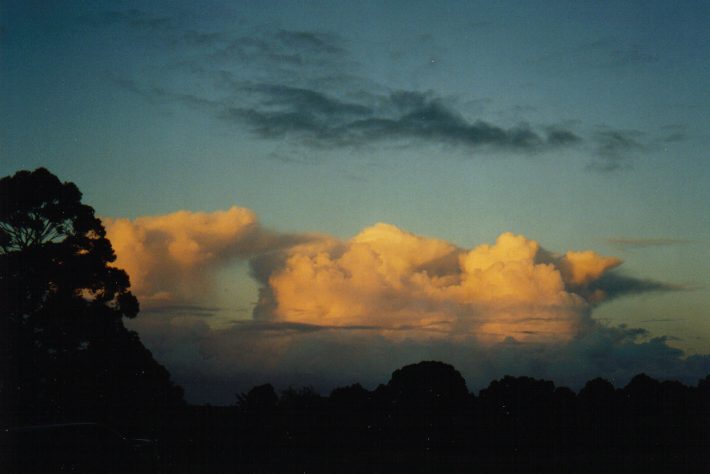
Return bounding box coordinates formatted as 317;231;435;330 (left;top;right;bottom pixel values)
85;8;679;170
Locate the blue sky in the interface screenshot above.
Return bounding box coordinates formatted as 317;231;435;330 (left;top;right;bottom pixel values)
2;0;709;402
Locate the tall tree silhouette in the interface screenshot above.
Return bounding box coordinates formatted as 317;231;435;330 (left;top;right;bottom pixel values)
0;168;183;426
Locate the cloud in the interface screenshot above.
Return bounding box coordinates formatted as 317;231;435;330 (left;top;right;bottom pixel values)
595;130;645;156
91;10;671;171
99;14;582;157
105;208;673;329
118;72;582;154
574;272;681;303
130;314;710;404
589;129;646;171
230;320;383;333
104;207;304;306
659;124;688;144
251;224;669;344
106;209;694;404
222;87;581;152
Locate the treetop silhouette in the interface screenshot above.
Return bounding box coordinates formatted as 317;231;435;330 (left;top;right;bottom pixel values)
1;168;182;426
0;167;138;321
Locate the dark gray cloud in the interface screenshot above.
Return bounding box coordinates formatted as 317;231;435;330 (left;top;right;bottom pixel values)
96;9;667;170
247;83;372;118
662;131;686;143
545;128;581;146
230;320;383;333
94;9;583;157
573;270;682;302
595;130;645;156
589;129;646;171
659;124;688;143
588;124;692;172
223;87;582;152
117;68;583;154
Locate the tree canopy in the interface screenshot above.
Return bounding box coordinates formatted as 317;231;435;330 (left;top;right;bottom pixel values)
1;168;182;426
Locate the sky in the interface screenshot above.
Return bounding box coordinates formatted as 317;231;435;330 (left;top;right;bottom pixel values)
2;0;709;404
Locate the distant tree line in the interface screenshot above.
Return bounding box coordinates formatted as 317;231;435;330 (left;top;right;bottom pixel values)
149;361;709;473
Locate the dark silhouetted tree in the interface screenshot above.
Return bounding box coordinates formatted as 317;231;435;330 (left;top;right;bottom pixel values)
237;383;278;414
327;383;376;465
478;375;556;470
385;361;471;468
387;360;469;407
223;363;710;473
0;168;183;426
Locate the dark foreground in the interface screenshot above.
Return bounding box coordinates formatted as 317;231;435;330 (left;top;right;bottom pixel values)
3;362;710;473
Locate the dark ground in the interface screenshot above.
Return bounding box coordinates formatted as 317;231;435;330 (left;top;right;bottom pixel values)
3;361;710;473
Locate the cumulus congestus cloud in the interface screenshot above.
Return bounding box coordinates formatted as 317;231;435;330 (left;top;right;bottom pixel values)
104;206;305;306
106;206;671;342
103;206;701;403
251;224;669;343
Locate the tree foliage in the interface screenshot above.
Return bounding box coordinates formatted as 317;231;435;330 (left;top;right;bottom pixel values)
0;168;139;322
220;366;710;473
1;168;182;425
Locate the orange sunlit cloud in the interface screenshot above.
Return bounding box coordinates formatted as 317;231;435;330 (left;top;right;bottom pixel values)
255;225;621;343
104;206;297;305
105;208;627;344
